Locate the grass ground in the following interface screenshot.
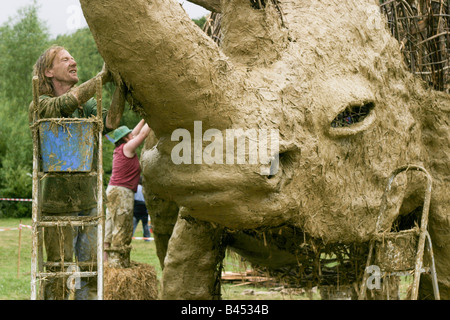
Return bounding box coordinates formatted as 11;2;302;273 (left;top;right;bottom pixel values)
0;217;411;300
0;217;314;300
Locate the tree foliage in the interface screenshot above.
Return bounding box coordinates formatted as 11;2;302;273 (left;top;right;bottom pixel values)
0;3;49;217
193;16;207;29
0;4;49;107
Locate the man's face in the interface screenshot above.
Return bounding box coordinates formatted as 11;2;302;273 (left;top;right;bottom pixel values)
45;49;79;86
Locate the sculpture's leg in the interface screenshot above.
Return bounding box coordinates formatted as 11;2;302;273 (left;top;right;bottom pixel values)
146;195;179;270
161;216;225;300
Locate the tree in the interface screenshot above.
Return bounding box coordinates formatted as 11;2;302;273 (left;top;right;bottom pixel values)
0;3;49;108
0;3;49;217
192;16;207;29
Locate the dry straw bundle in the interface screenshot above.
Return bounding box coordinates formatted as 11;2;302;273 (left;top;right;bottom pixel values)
104;261;158;300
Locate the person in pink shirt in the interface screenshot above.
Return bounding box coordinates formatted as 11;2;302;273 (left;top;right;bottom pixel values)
104;119;151;267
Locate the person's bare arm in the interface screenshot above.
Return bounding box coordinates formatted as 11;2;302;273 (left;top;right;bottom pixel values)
123;123;152;158
131;119;146;137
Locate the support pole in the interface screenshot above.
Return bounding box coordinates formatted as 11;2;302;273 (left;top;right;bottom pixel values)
17;220;22;278
410;166;432;300
96;77;104;300
31;76;40;300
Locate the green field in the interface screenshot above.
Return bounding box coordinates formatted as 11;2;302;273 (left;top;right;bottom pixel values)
0;218;314;300
0;218;414;300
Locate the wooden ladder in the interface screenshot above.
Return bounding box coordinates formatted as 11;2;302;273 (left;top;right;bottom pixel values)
30;76;105;300
359;165;440;300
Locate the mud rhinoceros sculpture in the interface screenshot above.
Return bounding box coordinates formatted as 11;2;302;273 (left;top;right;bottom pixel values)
80;0;449;299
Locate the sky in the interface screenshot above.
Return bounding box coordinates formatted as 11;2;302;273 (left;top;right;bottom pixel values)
0;0;210;38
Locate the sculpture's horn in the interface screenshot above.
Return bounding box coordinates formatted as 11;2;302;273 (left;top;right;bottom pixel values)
80;0;235;136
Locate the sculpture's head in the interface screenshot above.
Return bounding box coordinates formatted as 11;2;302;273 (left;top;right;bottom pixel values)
81;0;449;242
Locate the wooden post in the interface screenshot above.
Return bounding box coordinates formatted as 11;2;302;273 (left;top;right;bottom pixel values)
96;77;104;300
31;76;40;299
17;220;22;278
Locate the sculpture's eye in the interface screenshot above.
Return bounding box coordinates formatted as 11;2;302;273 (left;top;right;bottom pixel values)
329;102;376;137
331;102;374;128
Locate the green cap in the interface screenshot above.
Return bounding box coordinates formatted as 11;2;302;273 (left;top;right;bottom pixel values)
113;126;132;143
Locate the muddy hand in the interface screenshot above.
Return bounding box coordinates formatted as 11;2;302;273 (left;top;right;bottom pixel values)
98;63;112;84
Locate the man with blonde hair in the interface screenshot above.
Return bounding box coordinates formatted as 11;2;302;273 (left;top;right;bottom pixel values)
29;45;126;299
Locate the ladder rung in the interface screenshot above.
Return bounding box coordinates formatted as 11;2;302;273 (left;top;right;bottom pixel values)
41;216;101;222
37;216;101;227
38;271;98;278
383;267;430;276
38;171;98;178
37;221;99;227
44;261;97;268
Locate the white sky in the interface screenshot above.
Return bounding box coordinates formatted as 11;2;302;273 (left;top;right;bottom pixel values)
0;0;209;38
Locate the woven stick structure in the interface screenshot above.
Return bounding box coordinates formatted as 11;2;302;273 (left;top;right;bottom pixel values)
381;0;448;91
204;0;449;92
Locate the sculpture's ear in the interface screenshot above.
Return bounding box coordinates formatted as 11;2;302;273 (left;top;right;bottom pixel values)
420;91;450;154
220;0;287;65
413;90;449;191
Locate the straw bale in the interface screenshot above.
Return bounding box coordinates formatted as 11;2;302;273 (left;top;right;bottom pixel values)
104;261;158;300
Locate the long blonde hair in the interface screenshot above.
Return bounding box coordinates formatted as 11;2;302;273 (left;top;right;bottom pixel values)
32;45;65;97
